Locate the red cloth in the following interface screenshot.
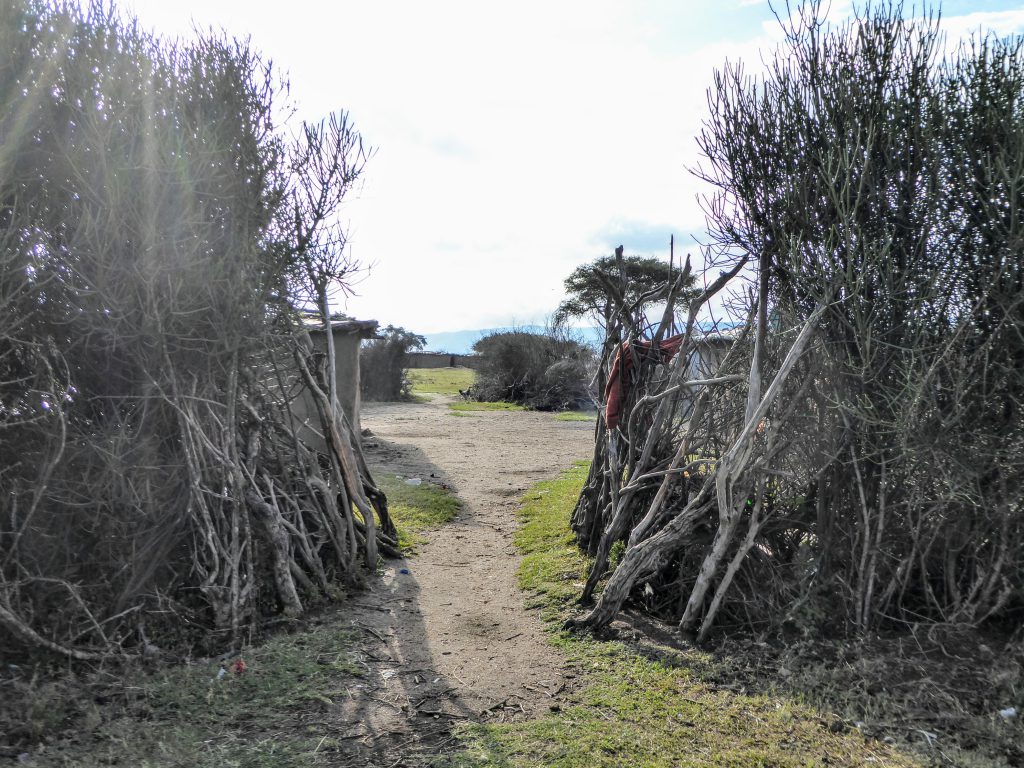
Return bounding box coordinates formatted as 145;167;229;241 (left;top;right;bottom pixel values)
604;334;686;430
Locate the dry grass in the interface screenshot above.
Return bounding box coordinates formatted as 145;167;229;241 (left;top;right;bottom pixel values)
2;470;465;766
3;621;364;766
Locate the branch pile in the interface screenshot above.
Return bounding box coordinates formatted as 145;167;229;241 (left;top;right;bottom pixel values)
570;4;1024;641
0;2;395;660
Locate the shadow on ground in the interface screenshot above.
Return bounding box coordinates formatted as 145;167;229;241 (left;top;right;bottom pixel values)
322;434;476;767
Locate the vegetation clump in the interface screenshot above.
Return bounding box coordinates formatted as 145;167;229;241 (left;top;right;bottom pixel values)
471;330;595;411
569;1;1024;648
360;325;426;401
376;473;462;552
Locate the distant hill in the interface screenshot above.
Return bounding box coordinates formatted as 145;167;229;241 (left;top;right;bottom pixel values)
423;326;604;355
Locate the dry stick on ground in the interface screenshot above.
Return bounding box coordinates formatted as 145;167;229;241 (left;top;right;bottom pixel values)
678;302;826;637
572;253;697;553
320;289;377;570
0;602;111;662
693;355;820;641
571;248;687;553
626;306;755;549
245;490;304;617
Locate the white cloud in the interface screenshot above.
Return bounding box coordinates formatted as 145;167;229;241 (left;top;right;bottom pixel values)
96;1;1024;333
940;9;1024;40
77;0;783;331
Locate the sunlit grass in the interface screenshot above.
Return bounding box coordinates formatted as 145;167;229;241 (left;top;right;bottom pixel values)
449;400;526;412
406;367;475;397
554;410;597;422
376;473;462;553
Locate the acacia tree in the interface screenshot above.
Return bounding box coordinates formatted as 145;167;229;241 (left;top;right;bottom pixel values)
554;252;696;329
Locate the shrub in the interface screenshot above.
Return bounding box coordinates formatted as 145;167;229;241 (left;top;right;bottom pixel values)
696;3;1024;630
360;325;426;401
0;0;387;667
576;4;1024;642
472;330;594;411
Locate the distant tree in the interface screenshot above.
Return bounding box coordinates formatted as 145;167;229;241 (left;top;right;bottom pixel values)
553;253;697;328
361;325;426;401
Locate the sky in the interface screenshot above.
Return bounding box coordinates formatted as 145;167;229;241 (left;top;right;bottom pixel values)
107;0;1024;334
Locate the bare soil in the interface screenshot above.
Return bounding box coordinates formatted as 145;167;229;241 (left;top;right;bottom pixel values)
336;395;593;766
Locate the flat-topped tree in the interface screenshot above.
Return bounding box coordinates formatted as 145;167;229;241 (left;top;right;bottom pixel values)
554;252;698;330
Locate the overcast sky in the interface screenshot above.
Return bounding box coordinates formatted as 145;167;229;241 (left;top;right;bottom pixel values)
111;0;1024;333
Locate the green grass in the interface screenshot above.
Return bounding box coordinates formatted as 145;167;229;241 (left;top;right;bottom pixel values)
447;462;920;768
405;369;585;418
377;472;462;552
449;400;527;412
406;366;475;397
554;410;597;422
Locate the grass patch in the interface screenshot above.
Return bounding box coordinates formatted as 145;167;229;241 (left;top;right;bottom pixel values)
448;461;922;768
406;367;475;397
16;623;363;767
449;401;526;412
377;472;462;552
554;410;597;422
404;369;529;412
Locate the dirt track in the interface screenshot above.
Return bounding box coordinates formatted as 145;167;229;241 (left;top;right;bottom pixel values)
337;396;593;765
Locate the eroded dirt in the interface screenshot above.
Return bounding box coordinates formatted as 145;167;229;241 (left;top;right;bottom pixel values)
336;396;593;766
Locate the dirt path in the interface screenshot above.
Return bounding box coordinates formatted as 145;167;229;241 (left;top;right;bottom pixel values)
336;396;593;766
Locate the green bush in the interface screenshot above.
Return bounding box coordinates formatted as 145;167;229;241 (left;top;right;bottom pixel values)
472;330;594;411
360;325;425;401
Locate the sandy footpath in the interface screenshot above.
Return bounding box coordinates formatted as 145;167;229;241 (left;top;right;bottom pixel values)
336;397;593;766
